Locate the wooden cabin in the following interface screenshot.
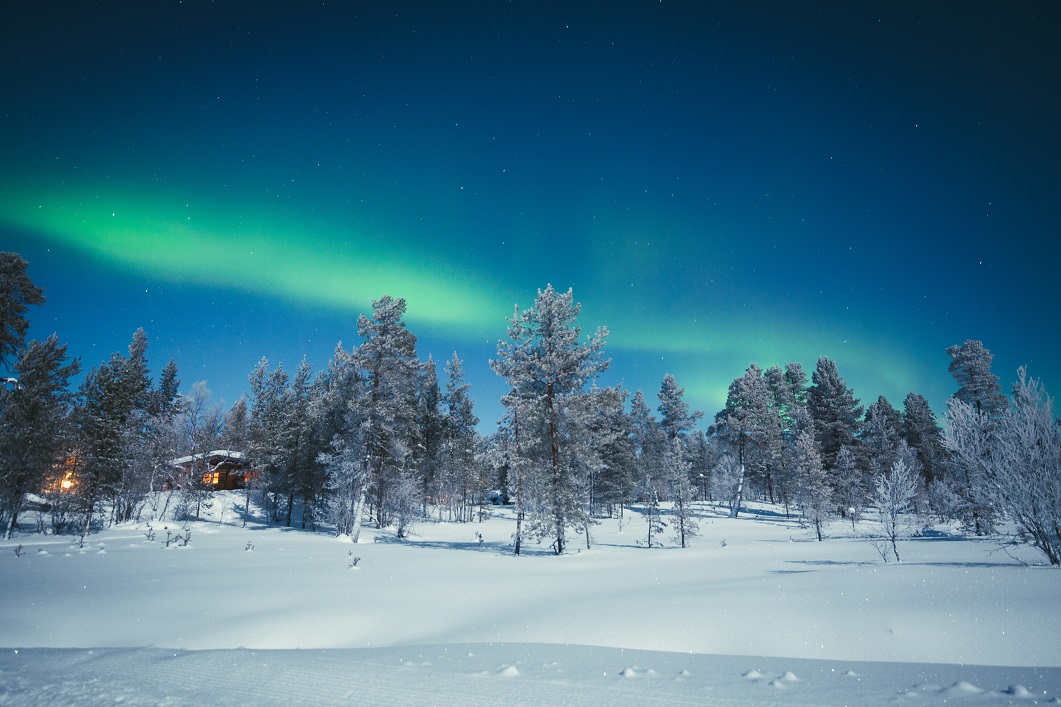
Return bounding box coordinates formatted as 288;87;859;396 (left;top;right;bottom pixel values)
171;450;252;490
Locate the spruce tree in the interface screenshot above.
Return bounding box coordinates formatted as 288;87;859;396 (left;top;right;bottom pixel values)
0;252;45;370
901;392;945;483
807;357;863;473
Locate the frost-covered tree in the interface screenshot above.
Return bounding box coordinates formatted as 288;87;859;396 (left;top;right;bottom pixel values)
875;458;919;562
73;329;156;530
490;305;535;555
630;389;667;533
665;437;699;547
685;430;715;503
713;364;773;517
247;358;291;523
354;296;421;530
441;353;480;522
655;375;701;547
862;396;902;471
283;359;325;529
793;430;831;541
830;445;865;526
313;343;366;536
807;357;863;474
944;368;1061;565
176;380;222;520
588;386;636;519
946;340;1007;418
0;335;79;538
657;373;703;441
901;392;945;484
413;356;444;516
490;285;608;555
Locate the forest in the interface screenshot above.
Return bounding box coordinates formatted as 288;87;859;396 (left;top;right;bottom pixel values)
2;251;1059;566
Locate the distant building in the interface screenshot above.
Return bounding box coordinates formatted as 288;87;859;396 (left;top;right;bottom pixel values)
171;450;253;490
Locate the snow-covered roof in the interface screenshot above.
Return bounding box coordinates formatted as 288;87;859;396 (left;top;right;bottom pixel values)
170;450;246;466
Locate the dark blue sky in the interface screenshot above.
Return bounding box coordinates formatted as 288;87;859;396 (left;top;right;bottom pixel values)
2;1;1058;427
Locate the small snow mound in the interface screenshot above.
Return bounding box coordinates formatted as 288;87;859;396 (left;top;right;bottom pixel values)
844;670;860;678
36;549;48;555
941;680;983;696
769;680;786;689
498;665;520;678
645;668;657;677
742;669;767;680
1004;684;1033;698
621;667;639;678
466;652;475;658
780;671;799;682
679;669;692;677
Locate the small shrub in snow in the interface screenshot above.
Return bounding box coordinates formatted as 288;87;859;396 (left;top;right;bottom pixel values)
348;551;361;568
14;544;23;558
244;541;254;552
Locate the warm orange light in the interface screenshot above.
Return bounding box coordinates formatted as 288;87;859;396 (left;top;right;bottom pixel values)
61;479;72;490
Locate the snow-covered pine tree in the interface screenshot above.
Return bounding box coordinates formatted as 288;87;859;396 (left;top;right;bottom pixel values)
630;389;667;538
73;329;157;531
310;343;366;534
793;430;831;541
0;252;45;370
946;340;1008;418
713;364;773;517
831;445;865;528
354;296;421;530
943;342;1010;536
666;436;699;548
762;365;794;505
657;373;703;441
862;396;902;473
0;335;79;538
285;359;325;529
441;353;479;522
901;392;945;484
656;374;702;547
413;356;443;517
247;358;291;523
490;286;608;555
588;386;636;519
807;357;864;476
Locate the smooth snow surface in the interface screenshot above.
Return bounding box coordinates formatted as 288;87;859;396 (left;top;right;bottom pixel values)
2;497;1059;705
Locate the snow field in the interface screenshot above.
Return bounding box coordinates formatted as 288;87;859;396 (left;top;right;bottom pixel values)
1;496;1059;705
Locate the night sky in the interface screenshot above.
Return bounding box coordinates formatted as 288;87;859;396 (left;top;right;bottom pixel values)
3;2;1059;428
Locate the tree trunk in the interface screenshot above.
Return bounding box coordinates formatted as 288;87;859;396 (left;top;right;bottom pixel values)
548;383;564;556
730;443;746;519
350;481;367;544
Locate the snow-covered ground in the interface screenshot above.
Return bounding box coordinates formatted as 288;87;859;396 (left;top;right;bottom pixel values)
1;496;1059;705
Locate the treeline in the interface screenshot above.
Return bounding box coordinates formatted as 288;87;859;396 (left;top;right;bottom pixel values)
1;253;1058;564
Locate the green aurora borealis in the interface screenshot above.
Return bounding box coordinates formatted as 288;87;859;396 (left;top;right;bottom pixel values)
2;2;1059;424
